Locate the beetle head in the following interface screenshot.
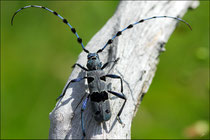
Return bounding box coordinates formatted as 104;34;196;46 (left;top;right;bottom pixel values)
86;53;102;70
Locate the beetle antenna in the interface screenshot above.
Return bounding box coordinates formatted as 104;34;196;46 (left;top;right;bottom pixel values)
11;5;89;53
97;15;192;53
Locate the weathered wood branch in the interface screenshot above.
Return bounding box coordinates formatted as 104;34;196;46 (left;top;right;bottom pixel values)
49;1;199;139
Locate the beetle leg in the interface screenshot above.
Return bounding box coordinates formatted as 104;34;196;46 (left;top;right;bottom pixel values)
101;58;119;70
105;74;123;93
72;63;88;71
56;77;87;101
108;90;127;125
81;94;90;139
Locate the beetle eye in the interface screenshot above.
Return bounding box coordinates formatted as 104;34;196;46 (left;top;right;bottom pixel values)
95;111;100;115
105;109;110;113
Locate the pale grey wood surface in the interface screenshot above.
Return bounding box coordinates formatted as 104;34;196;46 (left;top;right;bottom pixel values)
49;1;199;139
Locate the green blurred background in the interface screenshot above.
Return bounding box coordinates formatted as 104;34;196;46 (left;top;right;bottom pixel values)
1;1;209;139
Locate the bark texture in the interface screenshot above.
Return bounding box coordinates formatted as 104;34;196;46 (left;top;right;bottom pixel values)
49;1;199;139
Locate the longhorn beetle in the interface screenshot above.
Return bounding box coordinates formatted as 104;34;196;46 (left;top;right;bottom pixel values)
11;5;192;139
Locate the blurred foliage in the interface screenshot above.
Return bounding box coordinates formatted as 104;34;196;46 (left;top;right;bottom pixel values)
1;1;209;139
132;1;209;139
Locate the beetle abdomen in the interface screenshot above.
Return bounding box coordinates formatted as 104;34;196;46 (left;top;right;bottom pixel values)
90;92;111;122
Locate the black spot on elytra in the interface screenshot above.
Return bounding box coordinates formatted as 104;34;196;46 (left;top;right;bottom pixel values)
100;76;106;81
87;77;94;83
